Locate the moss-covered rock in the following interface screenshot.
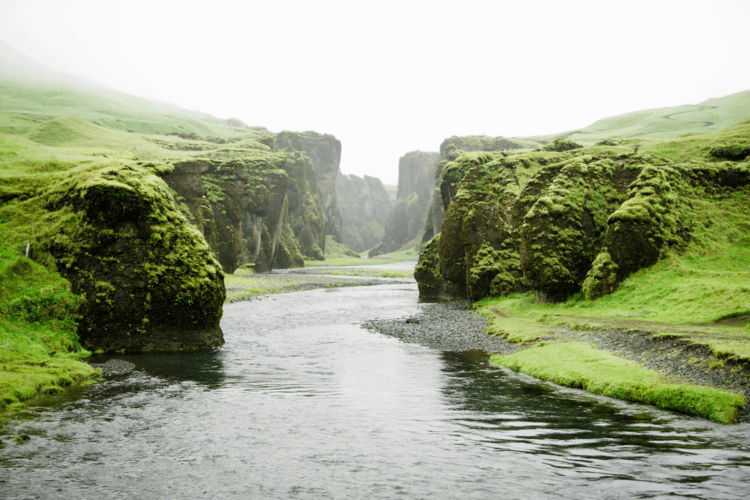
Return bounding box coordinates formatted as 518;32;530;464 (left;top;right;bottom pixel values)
584;161;750;299
280;152;327;260
15;161;226;352
275;131;341;244
167;155;290;273
519;156;641;302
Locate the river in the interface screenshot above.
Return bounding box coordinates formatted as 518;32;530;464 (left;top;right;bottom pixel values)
1;282;749;499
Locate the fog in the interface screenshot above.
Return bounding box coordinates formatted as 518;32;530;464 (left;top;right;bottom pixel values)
1;0;747;184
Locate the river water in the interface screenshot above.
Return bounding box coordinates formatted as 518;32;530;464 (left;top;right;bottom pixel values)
2;283;749;499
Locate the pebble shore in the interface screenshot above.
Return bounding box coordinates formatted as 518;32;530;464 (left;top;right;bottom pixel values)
362;301;517;354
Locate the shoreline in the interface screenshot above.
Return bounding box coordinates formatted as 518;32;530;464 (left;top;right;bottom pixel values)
362;301;750;424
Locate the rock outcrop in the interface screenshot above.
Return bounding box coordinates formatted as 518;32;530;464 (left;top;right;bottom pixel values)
369;151;439;256
275;131;343;244
336;173;393;252
167;146;329;272
421;135;528;246
415;146;750;304
19;161;226;352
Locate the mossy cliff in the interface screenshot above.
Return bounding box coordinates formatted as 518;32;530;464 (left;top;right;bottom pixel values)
274;131;343;244
369;151;439;256
421;135;529;246
335;173;392;252
0;159;225;353
415;140;750;304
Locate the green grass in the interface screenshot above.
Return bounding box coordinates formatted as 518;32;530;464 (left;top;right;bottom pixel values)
298;269;414;278
491;342;745;424
0;242;96;411
304;248;417;268
524;89;750;146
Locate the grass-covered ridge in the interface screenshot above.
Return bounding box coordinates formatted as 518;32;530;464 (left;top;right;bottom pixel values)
491;342;745;424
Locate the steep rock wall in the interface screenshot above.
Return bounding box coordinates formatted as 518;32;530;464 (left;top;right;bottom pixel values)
167;154;290;273
416;147;750;303
275;131;343;245
421;135;528;246
369;151;439;256
336;173;392;252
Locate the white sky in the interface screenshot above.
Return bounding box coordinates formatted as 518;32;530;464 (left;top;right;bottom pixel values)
1;0;748;184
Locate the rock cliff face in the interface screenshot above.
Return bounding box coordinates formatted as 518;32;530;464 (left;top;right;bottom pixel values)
19;161;226;352
369;151;439;256
166;146;329;272
275;131;343;244
336;173;393;252
421;135;528;246
415;147;750;303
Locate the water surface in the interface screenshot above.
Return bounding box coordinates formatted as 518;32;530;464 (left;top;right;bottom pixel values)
1;284;749;499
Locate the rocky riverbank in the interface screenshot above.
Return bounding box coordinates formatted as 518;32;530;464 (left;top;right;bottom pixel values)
361;301;750;423
362;301;516;353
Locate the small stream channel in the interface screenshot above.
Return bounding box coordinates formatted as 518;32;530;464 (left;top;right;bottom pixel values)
1;281;749;499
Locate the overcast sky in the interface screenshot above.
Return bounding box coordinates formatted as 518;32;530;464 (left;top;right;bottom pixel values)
1;0;748;184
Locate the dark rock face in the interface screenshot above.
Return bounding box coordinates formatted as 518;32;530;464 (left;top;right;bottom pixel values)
415;149;750;304
275;131;343;245
369;151;439;256
281;152;327;260
166;155;291;273
44;163;225;352
336;173;392;252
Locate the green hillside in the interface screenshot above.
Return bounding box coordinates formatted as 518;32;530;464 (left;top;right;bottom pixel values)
524;89;750;146
0;41;264;140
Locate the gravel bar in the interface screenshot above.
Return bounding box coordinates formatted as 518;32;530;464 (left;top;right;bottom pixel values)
362;301;517;354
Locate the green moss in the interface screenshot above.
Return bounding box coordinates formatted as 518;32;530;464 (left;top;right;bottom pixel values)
491;342;745;424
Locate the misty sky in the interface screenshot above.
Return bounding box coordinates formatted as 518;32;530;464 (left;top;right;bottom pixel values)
1;0;748;185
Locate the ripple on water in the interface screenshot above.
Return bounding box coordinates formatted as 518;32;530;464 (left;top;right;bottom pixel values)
1;284;750;499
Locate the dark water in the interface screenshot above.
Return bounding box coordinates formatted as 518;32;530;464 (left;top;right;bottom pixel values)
2;284;749;499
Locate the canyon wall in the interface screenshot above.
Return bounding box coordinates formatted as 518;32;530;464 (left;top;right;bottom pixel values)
275;131;343;245
336;173;393;252
415;145;750;304
369;151;439;256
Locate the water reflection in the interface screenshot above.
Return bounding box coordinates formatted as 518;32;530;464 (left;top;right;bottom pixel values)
1;284;749;499
87;349;226;388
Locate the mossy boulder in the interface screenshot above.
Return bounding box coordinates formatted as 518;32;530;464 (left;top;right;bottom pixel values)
20;162;226;352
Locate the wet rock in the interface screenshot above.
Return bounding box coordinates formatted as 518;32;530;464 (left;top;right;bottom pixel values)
89;359;136;376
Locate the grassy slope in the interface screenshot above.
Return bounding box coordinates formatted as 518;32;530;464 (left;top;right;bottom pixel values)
524;89;750;146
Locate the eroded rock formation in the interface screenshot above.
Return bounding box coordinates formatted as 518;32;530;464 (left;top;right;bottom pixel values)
415;147;750;303
275;131;343;244
369;151;439;256
336;173;392;252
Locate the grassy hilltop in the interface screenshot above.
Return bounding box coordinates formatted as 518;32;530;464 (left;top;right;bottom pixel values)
523;90;750;146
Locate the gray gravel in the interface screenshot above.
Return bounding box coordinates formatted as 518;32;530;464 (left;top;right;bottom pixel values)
362;301;517;353
89;359;136;376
